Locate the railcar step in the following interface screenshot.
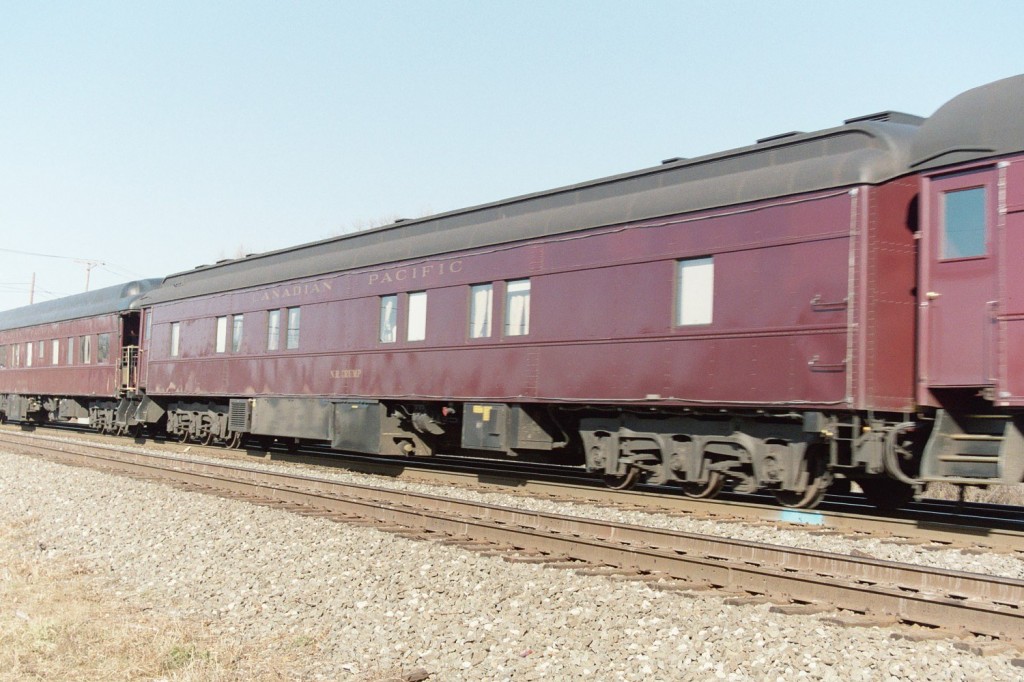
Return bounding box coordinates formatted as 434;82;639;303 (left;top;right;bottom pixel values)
937;454;1000;462
949;434;1004;441
919;476;997;485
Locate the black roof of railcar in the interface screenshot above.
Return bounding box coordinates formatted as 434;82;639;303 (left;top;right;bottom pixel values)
0;279;161;331
135;74;1024;306
140;119;921;305
911;74;1024;172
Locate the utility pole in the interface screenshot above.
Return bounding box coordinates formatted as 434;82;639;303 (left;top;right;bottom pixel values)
29;272;35;304
75;259;105;291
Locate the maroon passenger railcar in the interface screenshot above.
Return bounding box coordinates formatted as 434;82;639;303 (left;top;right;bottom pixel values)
0;280;158;429
130;87;933;508
5;75;1024;509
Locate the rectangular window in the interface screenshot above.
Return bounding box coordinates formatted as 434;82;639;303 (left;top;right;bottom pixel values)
0;345;6;368
286;307;301;349
379;295;398;343
170;323;181;357
470;284;493;339
942;187;986;258
25;343;32;367
267;310;281;351
14;344;20;367
215;316;228;353
67;337;74;364
407;292;427;342
97;333;110;363
52;339;59;365
676;257;715;326
81;335;92;364
37;341;44;361
232;314;244;353
505;279;531;336
144;311;153;345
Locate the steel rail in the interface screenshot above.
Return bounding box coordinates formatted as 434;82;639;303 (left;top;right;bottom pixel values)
6;423;1021;553
1;430;1021;645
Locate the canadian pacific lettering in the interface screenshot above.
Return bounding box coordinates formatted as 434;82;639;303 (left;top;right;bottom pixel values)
368;259;463;286
254;280;333;303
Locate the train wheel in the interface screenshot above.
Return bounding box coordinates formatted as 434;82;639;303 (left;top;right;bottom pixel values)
603;466;642;490
858;478;915;511
772;478;828;508
680;471;724;499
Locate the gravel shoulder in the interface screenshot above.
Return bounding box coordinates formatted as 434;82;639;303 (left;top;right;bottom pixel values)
1;449;1021;681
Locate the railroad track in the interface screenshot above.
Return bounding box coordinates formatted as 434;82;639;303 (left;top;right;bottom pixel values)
8;422;1023;554
1;428;1021;651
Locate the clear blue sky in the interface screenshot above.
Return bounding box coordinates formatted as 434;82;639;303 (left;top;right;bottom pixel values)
1;1;1021;310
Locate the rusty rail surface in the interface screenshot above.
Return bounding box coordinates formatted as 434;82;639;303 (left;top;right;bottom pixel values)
2;430;1022;646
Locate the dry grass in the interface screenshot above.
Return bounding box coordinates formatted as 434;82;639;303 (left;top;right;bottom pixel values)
0;518;310;681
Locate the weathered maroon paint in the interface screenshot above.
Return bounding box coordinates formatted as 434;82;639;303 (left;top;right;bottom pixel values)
937;154;1024;408
143;186;918;413
998;158;1024;406
0;313;123;398
918;165;1000;402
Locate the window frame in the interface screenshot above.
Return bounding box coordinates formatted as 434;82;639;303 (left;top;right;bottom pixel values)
504;279;531;337
51;339;59;365
170;322;181;357
469;283;493;339
215;316;228;353
407;291;427;342
285;307;301;350
266;310;281;351
80;335;92;364
940;185;988;260
97;333;110;364
675;256;715;327
379;295;398;343
231;314;244;353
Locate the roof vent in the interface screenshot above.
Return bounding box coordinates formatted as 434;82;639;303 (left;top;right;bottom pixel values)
661;157;686;165
393;218;408;224
756;131;803;144
844;111;925;126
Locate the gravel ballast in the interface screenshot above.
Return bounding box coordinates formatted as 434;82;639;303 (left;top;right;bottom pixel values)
1;448;1021;681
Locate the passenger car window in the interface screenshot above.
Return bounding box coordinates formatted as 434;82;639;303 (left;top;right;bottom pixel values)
215;316;228;353
505;280;530;336
97;334;110;363
81;336;92;364
407;292;427;342
942;187;986;258
379;296;398;343
170;323;181;357
267;310;281;351
286;307;300;349
676;257;715;326
470;284;493;338
232;314;244;353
